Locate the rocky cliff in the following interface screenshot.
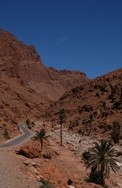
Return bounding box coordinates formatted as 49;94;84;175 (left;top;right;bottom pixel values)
0;29;88;100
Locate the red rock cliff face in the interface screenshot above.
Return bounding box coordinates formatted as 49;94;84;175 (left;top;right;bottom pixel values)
0;29;89;100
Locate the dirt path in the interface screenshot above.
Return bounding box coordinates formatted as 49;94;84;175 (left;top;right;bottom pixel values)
50;140;86;183
0;124;38;188
0;149;39;188
49;129;93;184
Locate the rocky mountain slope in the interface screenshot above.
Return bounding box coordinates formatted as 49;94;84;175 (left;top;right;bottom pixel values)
0;29;88;142
0;29;121;188
46;68;122;138
0;29;88;100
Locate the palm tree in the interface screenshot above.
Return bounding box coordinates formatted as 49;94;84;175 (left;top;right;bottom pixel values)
83;140;120;186
58;109;66;146
33;128;47;151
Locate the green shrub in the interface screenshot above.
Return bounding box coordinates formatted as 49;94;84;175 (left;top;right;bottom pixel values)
3;129;10;140
95;92;100;97
39;178;54;188
31;121;35;126
25;118;33;129
25;118;30;126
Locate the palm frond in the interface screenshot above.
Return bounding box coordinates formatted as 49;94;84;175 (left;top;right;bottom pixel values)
83;139;119;186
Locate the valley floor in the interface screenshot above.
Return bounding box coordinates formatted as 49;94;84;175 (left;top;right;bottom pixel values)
0;124;122;188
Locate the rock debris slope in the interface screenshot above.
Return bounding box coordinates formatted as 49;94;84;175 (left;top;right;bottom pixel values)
47;68;122;137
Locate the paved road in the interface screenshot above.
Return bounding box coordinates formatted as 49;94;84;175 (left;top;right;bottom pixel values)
0;124;34;148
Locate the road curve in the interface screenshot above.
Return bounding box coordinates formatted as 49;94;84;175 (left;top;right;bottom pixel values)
0;124;34;148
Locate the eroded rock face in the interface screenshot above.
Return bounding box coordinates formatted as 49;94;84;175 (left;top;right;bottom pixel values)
0;29;89;100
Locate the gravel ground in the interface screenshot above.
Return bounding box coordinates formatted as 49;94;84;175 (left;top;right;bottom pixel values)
0;149;39;188
50;128;96;155
50;128;122;159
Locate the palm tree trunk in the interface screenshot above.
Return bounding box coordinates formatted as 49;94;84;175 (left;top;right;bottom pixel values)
40;140;43;151
60;123;63;146
100;163;105;186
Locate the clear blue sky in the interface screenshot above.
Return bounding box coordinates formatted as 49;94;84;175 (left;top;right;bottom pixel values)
0;0;122;78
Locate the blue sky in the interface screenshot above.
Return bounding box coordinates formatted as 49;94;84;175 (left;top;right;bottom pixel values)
0;0;122;78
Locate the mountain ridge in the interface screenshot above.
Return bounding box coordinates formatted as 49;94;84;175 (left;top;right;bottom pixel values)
0;28;89;100
46;68;122;137
0;28;88;141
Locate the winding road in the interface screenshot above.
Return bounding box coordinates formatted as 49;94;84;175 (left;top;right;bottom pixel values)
0;124;34;148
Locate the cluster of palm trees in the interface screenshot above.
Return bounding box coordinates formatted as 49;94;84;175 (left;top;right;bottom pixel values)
32;109;120;188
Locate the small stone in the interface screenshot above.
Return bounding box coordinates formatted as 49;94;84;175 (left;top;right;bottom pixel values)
68;186;75;188
23;160;29;166
31;161;40;168
39;182;43;187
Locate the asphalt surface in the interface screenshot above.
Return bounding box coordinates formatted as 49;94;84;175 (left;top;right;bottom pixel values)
0;124;34;148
